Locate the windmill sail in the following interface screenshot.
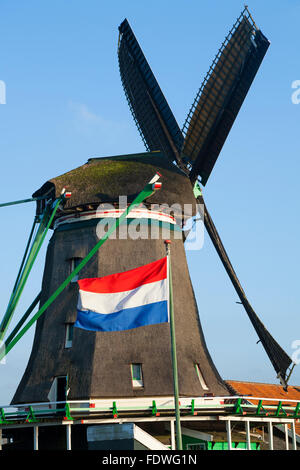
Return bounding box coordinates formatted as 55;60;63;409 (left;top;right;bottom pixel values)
196;193;293;389
118;19;184;168
117;11;294;388
182;8;270;185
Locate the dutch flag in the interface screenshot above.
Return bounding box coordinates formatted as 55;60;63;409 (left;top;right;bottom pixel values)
75;257;169;332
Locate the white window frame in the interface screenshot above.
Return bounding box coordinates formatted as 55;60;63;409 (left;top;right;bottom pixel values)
65;323;74;349
195;364;209;391
69;257;82;283
131;363;144;389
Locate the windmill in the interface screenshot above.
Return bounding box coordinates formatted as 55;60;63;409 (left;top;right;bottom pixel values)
3;7;293;411
117;6;294;390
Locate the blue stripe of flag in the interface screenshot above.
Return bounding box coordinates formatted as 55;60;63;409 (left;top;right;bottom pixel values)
74;300;168;332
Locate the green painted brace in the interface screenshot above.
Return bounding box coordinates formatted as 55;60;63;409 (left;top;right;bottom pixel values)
190;399;197;416
274;401;287;418
25;406;39;423
112;401;118;418
63;403;73;421
0;196;63;341
151;400;160;416
0;408;8;424
0;195;48;209
0;176;160;363
193;181;202;199
234;398;245;415
293;402;300;418
4;292;41;348
256;400;268;416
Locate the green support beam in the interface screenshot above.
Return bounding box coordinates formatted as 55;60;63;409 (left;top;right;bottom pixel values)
274;401;287;418
8;218;38;299
25;406;39;423
293;402;300;418
0;196;64;341
112;402;118;419
63;403;73;421
0;175;161;362
4;292;41;346
0;219;38;340
151;400;160;417
234;398;246;415
193;181;202;199
256;400;268;416
190;399;197;416
0;408;8;425
0;195;47;208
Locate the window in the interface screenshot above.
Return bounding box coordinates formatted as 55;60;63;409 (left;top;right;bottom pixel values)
131;363;144;388
195;364;209;391
186;442;206;450
47;376;69;408
65;323;74;348
69;257;82;282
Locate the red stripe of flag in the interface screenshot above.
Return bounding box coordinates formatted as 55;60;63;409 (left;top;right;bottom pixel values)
78;257;167;294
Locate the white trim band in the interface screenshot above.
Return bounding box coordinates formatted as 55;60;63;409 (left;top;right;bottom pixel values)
54;208;176;229
78;279;168;315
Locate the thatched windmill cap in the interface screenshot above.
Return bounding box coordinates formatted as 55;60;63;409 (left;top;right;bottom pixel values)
33;151;197;220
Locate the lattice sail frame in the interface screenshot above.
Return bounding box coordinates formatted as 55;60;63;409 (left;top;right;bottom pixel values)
117;10;294;388
118;19;184;168
182;7;270;184
182;18;252;158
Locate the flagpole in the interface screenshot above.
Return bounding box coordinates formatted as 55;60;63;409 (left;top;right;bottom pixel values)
164;240;182;451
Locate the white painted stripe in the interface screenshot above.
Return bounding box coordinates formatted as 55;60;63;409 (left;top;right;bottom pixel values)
77;278;168;315
134;425;170;450
149;174;161;184
54;208;176;229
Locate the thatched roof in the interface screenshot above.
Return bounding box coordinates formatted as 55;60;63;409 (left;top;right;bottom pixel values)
12;225;229;404
33;152;196;216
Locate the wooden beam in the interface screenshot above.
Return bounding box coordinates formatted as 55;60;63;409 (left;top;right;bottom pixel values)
66;424;72;450
170;420;175;450
219;416;294;424
33;425;39;450
291;421;297;450
268;421;273;450
226;420;232;450
245;421;251;450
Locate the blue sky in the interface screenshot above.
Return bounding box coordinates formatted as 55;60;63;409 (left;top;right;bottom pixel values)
0;0;299;404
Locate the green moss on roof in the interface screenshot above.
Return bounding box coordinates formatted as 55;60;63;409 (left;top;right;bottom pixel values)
88;150;162;163
53;160;142;190
34;151;196;213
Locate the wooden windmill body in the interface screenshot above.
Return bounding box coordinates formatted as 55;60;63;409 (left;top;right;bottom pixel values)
12;152;228;403
12;7;293;406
